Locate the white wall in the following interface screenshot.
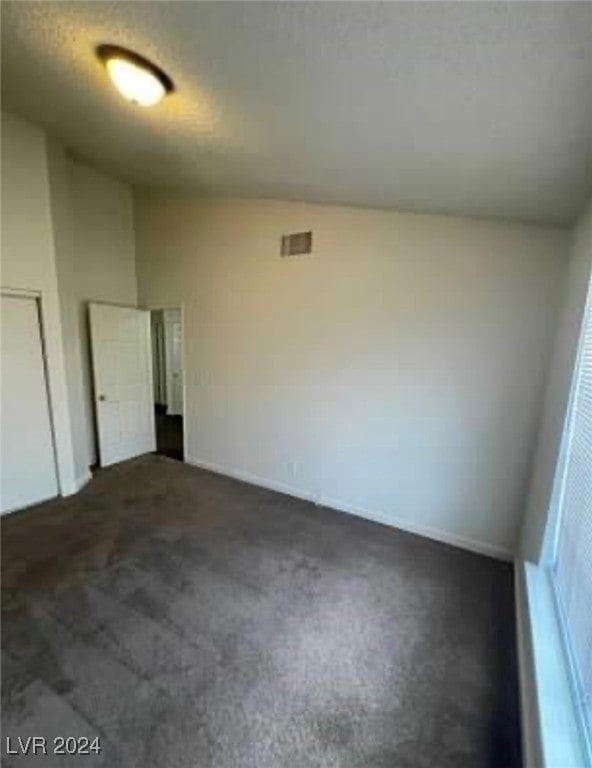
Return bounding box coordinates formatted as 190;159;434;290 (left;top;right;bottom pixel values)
1;112;77;494
59;159;137;469
135;193;569;557
1;110;578;551
46;139;89;487
1;111;137;493
520;196;592;562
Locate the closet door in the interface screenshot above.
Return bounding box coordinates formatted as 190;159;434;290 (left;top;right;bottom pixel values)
0;294;59;514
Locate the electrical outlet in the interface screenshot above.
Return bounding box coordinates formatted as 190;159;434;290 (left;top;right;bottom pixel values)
289;460;299;480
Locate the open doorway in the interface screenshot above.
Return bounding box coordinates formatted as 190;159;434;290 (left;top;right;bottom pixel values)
150;308;184;461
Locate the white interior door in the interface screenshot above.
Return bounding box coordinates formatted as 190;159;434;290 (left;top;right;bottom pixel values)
165;311;183;416
1;294;59;514
89;303;155;467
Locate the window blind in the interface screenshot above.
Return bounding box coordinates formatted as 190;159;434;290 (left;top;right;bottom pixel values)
553;274;592;743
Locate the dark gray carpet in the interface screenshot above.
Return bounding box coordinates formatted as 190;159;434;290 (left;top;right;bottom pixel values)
1;455;521;767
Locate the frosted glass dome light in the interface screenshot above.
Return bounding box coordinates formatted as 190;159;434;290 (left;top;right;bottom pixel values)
97;45;173;107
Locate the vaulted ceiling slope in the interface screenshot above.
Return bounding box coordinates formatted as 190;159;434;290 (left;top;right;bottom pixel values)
2;1;592;226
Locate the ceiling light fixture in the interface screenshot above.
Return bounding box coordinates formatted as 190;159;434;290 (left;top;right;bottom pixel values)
96;44;173;107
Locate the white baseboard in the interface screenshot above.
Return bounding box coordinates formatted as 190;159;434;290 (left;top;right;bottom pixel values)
320;493;514;561
61;468;93;497
186;456;317;504
1;468;92;515
185;455;513;561
76;468;93;492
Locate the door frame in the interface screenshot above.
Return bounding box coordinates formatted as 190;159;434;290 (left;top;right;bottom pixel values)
147;304;187;462
0;287;60;507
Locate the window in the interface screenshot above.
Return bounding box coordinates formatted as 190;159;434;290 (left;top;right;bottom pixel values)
552;272;592;752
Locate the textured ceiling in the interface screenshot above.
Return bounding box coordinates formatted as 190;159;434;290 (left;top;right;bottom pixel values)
2;1;592;225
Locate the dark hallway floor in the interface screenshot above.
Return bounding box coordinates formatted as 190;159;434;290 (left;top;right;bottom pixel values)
155;408;183;461
1;456;521;767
